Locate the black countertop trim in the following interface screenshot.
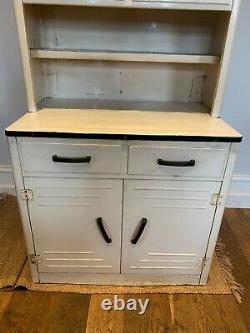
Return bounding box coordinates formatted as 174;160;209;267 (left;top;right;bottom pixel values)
5;130;243;142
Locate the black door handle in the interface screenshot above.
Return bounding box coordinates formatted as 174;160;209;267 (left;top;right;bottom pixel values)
52;155;91;163
157;159;195;167
96;217;112;244
131;218;148;245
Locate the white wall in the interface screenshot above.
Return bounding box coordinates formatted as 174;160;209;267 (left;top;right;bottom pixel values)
221;0;250;207
0;0;26;194
0;0;249;206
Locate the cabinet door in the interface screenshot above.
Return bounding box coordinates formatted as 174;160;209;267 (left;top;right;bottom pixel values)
25;178;122;274
121;180;221;275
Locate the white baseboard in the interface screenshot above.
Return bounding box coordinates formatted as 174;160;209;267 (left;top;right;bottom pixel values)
226;174;250;208
0;165;16;195
1;165;250;208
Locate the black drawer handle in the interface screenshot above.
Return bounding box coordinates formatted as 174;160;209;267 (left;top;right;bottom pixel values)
96;217;112;244
157;159;195;167
131;218;148;245
52;155;91;163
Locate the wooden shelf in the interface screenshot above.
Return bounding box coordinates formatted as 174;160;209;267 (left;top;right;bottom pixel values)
6;108;241;140
23;0;232;12
38;98;209;113
30;49;221;65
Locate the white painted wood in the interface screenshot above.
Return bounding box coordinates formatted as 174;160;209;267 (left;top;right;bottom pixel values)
15;139;234;181
128;142;230;179
14;0;37;112
39;272;200;285
121;179;220;275
227;192;250;208
14;2;241;113
7;137;39;282
23;0;232;11
8;0;241;286
212;0;242;117
0;165;15;195
30;49;220;65
24;178;123;274
22;6;230;109
14;139;234;182
16;172;234;182
6;109;242;139
7;135;240;284
17;138;123;175
226;174;250;208
199;142;240;284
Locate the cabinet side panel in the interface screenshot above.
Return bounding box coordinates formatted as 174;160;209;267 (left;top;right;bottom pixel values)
14;0;37;111
7;137;39;282
211;0;242;117
199;142;240;284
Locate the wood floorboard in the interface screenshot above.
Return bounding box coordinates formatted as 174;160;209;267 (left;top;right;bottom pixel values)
0;292;13;322
226;209;250;264
85;294;125;333
197;294;248;333
171;294;210;332
122;294;172;333
0;291;90;333
0;208;250;333
220;210;250;331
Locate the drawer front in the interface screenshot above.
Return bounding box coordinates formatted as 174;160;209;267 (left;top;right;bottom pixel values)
18;138;123;175
128;142;230;179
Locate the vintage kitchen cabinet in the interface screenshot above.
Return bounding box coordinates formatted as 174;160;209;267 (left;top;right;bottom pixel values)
6;0;242;285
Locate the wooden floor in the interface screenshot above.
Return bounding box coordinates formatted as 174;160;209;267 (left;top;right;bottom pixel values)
0;209;250;333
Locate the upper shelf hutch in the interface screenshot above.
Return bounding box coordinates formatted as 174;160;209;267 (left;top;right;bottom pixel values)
15;0;240;118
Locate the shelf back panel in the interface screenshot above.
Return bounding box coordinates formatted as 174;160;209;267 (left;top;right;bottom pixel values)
32;58;219;111
25;5;229;56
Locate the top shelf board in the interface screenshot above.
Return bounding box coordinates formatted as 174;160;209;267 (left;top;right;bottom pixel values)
5;108;241;141
23;0;233;11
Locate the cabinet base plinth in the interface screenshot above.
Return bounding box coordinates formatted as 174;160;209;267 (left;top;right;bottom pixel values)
38;273;201;286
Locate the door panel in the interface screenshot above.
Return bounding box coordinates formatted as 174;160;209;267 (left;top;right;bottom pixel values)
121;179;220;275
25;178;122;274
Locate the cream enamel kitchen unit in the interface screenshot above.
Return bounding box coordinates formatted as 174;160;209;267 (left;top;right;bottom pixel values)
6;0;242;285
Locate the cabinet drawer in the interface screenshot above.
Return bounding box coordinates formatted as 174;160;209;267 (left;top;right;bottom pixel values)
128;142;230;179
18;138;122;175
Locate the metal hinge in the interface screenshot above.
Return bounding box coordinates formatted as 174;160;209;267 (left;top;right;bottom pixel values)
199;257;209;269
211;194;223;206
29;254;41;265
19;189;33;202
